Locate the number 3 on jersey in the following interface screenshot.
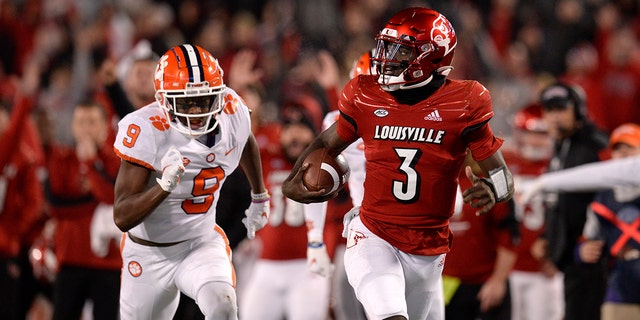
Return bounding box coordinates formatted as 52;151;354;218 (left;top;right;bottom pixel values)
393;148;422;203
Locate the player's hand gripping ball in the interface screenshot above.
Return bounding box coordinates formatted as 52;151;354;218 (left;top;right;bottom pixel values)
302;148;350;195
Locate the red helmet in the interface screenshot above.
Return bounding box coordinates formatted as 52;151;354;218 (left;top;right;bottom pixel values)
513;103;552;161
349;48;377;79
154;44;226;137
513;103;547;133
373;7;457;91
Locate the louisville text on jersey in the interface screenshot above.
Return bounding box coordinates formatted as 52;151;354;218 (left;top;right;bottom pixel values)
373;125;445;144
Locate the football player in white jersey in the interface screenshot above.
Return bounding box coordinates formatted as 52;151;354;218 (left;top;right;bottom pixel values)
112;44;269;320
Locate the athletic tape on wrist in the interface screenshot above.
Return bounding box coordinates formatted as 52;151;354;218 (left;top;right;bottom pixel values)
481;167;509;202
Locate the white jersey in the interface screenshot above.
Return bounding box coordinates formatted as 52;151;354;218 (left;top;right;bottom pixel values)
114;89;251;243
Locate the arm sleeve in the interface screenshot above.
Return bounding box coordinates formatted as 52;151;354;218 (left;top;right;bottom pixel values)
538;156;640;192
335;79;360;143
304;202;328;242
464;82;503;161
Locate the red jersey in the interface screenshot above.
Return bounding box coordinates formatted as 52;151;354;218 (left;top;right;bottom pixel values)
254;123;308;260
0;142;43;257
46;134;122;270
503;149;549;272
255;123;351;260
0;94;45;257
336;76;503;255
443;169;514;284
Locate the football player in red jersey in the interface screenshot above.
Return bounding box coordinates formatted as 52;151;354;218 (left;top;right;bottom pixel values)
283;7;514;320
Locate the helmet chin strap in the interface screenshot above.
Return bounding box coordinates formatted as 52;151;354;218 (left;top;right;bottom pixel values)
380;66;454;91
399;75;434;90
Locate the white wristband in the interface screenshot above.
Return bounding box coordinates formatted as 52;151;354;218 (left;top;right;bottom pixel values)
482;167;509;202
251;191;270;203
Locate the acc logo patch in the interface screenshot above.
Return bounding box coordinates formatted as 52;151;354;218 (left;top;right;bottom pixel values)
128;261;142;277
374;109;389;117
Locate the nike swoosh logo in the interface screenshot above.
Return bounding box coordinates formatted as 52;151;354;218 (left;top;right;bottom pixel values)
225;146;237;156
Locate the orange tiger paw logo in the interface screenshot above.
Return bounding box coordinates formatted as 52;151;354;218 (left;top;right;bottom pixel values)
223;94;238;114
128;261;142;277
150;115;170;131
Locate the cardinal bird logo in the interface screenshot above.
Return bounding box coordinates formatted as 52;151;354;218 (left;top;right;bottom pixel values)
431;15;455;56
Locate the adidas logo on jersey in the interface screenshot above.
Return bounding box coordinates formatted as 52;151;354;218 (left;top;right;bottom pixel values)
424;110;442;121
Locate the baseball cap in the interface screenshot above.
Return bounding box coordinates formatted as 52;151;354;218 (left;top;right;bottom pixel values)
609;123;640;148
540;84;573;109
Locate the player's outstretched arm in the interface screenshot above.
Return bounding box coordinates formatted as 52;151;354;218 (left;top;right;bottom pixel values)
282;123;350;203
520;154;640;204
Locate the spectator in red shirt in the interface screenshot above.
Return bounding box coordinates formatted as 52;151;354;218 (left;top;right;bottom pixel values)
0;97;45;320
46;100;122;320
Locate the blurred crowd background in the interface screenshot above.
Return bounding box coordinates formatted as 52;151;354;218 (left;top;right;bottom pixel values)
1;0;640;319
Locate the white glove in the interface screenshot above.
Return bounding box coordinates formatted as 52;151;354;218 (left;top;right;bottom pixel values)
307;241;334;278
90;203;123;258
156;146;185;192
242;192;270;239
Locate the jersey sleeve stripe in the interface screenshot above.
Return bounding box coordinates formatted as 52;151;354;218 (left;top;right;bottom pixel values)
113;147;155;171
339;110;357;132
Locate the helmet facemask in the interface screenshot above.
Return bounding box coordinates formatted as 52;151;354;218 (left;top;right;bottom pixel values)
157;82;225;137
374;34;447;91
154;44;227;138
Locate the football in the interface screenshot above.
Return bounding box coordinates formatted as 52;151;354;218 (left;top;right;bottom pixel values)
302;148;350;194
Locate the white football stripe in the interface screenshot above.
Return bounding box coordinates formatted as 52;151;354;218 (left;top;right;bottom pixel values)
183;44;203;82
321;163;340;193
